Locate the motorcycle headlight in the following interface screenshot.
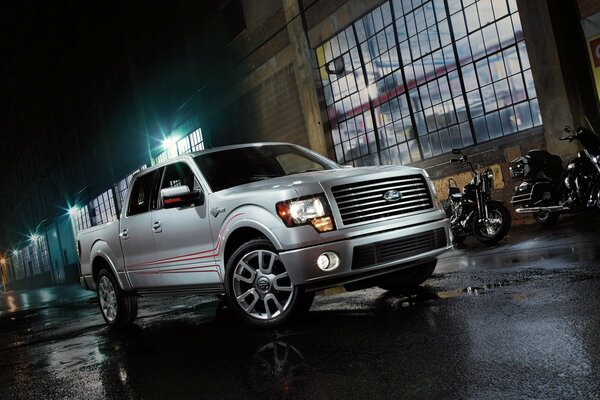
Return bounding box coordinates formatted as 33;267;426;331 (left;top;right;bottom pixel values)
276;196;335;232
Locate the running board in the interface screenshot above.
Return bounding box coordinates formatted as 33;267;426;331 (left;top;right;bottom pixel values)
137;285;225;297
515;206;569;214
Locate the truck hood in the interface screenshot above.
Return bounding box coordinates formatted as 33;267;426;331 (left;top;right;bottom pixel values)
215;164;425;199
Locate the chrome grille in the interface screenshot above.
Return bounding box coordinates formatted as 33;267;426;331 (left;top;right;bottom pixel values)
331;175;433;226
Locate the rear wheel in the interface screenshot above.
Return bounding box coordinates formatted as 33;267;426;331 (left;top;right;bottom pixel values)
378;260;437;293
96;269;138;327
225;239;313;328
533;210;560;226
472;201;511;244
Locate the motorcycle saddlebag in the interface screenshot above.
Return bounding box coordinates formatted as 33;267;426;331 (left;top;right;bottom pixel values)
511;181;552;204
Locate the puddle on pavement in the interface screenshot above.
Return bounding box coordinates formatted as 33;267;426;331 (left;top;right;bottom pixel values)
380;280;519;309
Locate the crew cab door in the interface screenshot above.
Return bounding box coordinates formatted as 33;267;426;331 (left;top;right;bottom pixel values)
120;169;162;287
151;161;219;287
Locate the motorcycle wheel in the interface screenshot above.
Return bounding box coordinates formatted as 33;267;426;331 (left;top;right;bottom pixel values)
472;201;511;245
533;210;559;226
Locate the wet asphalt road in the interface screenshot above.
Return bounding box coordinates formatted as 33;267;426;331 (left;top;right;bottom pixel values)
1;215;600;399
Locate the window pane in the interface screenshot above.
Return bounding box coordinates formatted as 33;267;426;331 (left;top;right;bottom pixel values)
318;0;539;165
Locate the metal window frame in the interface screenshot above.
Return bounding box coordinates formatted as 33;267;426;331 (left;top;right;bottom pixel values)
315;0;540;166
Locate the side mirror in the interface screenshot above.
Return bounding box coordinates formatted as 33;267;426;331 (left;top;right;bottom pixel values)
451;148;462;155
161;185;204;209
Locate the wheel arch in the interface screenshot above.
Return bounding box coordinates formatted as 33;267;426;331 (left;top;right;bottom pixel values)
90;243;126;290
223;227;271;266
220;206;284;266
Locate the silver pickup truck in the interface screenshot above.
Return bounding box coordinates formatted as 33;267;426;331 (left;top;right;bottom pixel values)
78;143;451;327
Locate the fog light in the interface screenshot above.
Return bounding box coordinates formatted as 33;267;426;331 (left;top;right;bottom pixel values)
317;252;340;271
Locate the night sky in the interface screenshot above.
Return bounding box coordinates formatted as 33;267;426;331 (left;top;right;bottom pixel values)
1;1;234;248
1;1;229;170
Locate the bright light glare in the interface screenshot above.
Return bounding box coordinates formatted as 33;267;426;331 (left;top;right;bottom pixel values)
162;136;177;150
68;206;79;217
30;234;41;242
0;258;5;265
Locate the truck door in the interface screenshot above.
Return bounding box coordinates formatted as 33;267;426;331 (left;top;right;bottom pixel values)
151;161;219;288
120;169;162;288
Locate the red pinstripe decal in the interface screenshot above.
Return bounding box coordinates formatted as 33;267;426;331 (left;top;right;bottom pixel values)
129;263;224;283
126;212;244;269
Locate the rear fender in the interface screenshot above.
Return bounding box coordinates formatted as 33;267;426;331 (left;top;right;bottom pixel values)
90;240;132;291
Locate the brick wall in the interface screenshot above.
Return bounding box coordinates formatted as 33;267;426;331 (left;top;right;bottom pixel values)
211;63;309;147
578;0;600;19
414;128;548;225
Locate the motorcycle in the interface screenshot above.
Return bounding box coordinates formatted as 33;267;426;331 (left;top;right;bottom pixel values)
445;148;512;245
510;126;600;225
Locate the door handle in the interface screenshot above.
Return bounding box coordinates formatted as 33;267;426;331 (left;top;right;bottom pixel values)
120;229;129;240
152;221;162;233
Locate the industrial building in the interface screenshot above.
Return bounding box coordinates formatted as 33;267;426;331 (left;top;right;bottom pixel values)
1;0;599;288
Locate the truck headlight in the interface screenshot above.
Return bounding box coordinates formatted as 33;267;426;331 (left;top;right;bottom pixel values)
276;196;335;232
422;171;442;210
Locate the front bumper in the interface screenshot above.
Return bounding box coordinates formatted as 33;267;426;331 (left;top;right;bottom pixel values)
279;217;451;290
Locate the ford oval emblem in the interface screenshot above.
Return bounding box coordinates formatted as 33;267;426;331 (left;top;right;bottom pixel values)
383;190;402;202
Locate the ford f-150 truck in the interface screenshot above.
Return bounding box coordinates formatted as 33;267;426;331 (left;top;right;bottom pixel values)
77;143;451;327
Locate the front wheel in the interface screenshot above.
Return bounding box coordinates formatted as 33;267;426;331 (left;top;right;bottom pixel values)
472;201;511;245
225;239;314;328
96;269;138;327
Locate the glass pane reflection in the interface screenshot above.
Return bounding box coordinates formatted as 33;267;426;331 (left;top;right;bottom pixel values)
316;0;541;166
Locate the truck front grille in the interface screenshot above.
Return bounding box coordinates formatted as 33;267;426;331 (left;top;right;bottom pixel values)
352;228;447;270
331;175;433;226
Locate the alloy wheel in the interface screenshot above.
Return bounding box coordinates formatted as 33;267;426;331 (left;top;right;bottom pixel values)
98;275;118;322
232;249;294;320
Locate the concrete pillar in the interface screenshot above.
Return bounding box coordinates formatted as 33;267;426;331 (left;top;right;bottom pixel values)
282;0;327;155
517;0;580;163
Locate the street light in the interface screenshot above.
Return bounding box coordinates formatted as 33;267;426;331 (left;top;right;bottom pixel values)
162;135;179;160
162;136;177;151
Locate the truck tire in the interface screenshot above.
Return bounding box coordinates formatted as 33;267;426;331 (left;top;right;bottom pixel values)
378;260;437;293
96;268;138;327
225;239;313;328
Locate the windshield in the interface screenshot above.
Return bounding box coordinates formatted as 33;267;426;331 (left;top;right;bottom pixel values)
194;144;338;192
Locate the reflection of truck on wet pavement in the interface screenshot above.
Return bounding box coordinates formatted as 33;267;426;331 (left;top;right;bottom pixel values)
77;143;451;327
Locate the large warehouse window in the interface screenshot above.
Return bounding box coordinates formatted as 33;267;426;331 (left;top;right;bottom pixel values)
316;0;541;166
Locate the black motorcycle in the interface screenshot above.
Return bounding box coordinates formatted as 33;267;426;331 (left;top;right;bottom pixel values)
510;126;600;225
445;149;512;245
